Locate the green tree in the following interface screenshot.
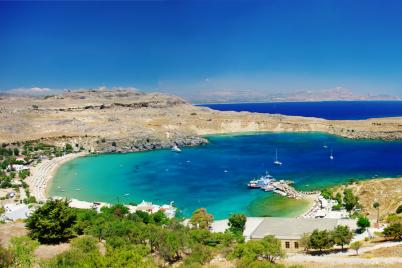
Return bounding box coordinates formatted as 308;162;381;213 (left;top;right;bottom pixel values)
190;208;213;230
8;236;39;267
383;223;402;240
105;244;155;268
396;205;402;214
299;233;311;252
228;213;247;235
373;202;380;224
343;189;359;212
331;225;353;249
335;192;342;205
13;148;19;156
357;216;370;232
45;235;104;268
182;244;212;267
307;229;334;253
350;241;362;255
230;235;285;264
155;229;188;263
321;188;334;200
260;235;285;263
26;199;77;244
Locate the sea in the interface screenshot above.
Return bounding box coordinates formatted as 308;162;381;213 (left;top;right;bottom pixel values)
50;132;402;220
200;101;402;120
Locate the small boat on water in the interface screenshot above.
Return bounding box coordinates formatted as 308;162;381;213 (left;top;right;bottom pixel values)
323;144;328;149
273;148;282;166
171;145;182;152
330;150;334;160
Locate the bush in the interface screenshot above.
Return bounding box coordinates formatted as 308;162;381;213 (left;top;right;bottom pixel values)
0;245;13;267
383;223;402;240
26;199;77;244
396;205;402;214
357;216;370;232
8;236;39;267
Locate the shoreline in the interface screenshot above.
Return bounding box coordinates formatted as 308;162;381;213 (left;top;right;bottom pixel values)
25;139;400;220
26;152;87;202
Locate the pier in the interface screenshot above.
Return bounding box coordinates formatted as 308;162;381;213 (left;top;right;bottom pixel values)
248;175;318;199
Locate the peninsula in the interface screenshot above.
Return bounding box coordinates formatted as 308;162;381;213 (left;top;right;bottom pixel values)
1;89;402;154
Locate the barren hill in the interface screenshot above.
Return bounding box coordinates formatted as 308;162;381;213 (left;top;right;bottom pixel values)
1;89;402;153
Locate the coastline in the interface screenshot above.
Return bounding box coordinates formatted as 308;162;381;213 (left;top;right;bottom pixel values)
26;152;87;202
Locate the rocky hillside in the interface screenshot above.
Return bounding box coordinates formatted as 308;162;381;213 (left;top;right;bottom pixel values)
1;89;402;153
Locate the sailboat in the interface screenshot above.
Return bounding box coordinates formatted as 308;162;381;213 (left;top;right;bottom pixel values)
273;148;282;166
329;150;334;160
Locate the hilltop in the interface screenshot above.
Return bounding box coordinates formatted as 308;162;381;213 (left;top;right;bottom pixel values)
1;89;402;153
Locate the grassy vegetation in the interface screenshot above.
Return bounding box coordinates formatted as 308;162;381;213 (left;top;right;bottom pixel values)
0;199;301;267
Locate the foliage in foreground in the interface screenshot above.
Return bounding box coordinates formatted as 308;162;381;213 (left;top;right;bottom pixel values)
230;235;285;265
302;225;354;252
26;199;77;244
23;200;243;267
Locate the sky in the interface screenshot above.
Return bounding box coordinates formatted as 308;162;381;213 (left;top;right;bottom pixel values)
1;0;402;99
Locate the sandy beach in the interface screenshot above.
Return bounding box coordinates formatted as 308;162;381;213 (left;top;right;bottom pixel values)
26;152;86;202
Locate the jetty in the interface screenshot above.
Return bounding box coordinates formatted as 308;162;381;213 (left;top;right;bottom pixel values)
248;174;318;199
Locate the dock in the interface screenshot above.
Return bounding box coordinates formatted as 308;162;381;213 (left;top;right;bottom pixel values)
248;175;318;199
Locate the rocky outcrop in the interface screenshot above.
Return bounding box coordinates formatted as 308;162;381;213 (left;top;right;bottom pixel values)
0;89;402;151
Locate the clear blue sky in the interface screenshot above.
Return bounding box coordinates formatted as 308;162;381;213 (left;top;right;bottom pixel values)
1;0;402;97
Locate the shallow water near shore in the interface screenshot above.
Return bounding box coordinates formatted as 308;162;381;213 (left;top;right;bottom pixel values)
50;132;402;219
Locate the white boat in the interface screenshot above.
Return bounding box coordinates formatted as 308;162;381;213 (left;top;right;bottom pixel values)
171;145;182;152
330;150;334;160
273;148;282;166
323;144;328;149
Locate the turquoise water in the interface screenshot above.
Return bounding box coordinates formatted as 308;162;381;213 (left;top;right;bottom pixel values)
50;132;402;219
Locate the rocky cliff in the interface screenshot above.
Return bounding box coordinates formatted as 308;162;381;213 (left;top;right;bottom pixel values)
1;89;401;153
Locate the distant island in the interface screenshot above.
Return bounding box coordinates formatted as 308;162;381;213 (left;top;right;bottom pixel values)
189;87;401;104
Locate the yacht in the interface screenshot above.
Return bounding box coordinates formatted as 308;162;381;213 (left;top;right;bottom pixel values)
171;145;182;152
330;150;334;160
273;148;282;166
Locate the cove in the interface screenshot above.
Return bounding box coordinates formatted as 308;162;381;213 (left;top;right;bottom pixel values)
49;132;402;220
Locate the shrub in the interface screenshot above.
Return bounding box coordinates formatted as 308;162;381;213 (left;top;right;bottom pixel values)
383;223;402;240
8;236;39;267
357;216;370;232
396;205;402;214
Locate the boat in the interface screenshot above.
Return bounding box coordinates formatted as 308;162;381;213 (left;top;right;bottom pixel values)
273;148;282;166
171;145;182;152
323;144;328;149
248;172;274;188
330;150;334;160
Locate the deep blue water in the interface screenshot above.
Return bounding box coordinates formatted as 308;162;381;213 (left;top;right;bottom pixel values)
50;132;402;220
201;101;402;120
